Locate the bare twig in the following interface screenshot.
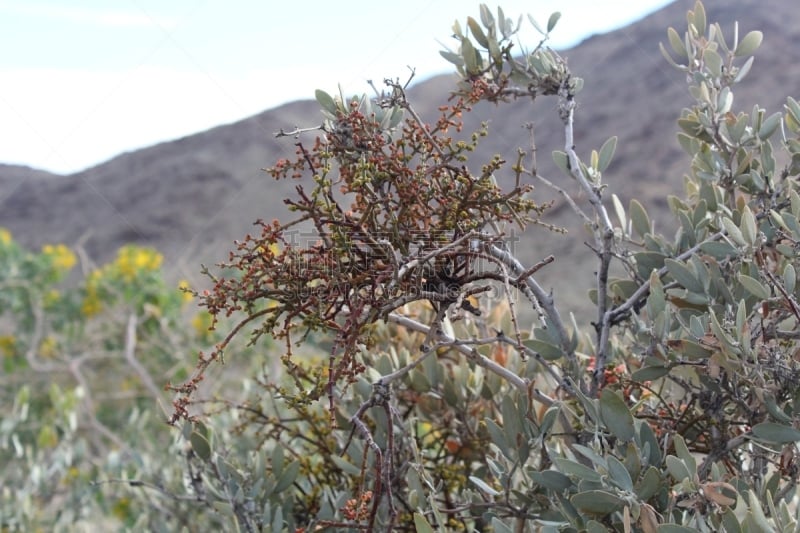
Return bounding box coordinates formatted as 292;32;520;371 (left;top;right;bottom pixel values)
124;313;169;417
387;312;554;406
485;244;583;393
274;125;325;138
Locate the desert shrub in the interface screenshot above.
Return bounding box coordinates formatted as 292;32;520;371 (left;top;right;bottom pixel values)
168;2;800;531
6;1;800;532
0;234;271;530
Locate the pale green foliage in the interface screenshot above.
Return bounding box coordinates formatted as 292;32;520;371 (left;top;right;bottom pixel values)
0;234;264;530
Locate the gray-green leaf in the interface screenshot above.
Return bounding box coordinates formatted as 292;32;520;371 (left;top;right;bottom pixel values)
599;389;635;441
570;490;624;514
546;12;561;33
597;136;617;173
751;422;800;443
190;431;212;462
735;30;763;57
315;89;338;115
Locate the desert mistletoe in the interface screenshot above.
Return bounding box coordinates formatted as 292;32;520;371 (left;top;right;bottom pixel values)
168;75;549;423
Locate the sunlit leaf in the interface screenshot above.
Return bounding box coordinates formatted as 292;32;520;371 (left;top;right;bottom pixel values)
703;49;723;77
470;476;500;496
546;12;561;33
667;27;687;57
553;457;602;482
440;50;465;67
467;16;489;48
315;89;338;115
735;30;763;57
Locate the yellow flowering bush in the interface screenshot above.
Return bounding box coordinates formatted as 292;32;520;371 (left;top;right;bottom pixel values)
79;245;168;317
112;245;163;282
177;279;194;304
0;228;268;530
41;243;77;273
81;270;105;317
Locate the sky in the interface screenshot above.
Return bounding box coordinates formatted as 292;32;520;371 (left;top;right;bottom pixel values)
0;0;674;175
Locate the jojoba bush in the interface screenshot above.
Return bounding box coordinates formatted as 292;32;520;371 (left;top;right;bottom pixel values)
166;2;800;531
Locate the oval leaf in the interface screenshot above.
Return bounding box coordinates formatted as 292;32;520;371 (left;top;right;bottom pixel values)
758;111;782;141
632;365;671;382
467;16;490;48
629;199;651;238
600;389;635;441
665;259;704;293
666;455;691;482
553;457;602;482
740;204;757;245
190;431;212;462
314;89;338;115
274;461;299;492
751;422;800;443
523;338;562;361
667;27;687;57
597;136;618;173
546;11;561;33
607;455;633;492
735;30;763;57
570;490;624;514
658;525;700;533
413;512;435;533
552;150;571;176
531;470;573;491
737;273;770;299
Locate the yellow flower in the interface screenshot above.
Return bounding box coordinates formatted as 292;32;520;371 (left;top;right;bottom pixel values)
112;497;132;520
114;246;163;282
81;269;105;316
0;335;16;357
0;228;11;246
82;286;102;317
82;295;101;316
39;336;58;358
177;279;194;304
41;243;77;272
191;311;214;340
44;289;61;308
